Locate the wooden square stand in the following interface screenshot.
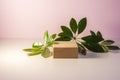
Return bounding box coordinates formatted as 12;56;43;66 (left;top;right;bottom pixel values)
53;41;78;58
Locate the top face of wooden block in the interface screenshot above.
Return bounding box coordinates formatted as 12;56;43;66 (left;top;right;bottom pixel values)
53;41;77;48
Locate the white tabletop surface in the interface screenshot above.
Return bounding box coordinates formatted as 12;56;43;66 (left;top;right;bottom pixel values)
0;39;120;80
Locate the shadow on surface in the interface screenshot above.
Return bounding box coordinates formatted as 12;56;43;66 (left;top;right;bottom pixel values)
78;50;120;59
110;50;120;54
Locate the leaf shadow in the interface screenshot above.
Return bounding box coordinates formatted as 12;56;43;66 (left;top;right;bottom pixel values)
78;50;120;59
110;50;120;53
78;52;108;59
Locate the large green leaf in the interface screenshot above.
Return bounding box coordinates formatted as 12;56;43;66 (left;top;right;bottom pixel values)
82;42;105;52
81;31;104;43
78;18;87;34
70;18;78;33
61;26;73;37
81;35;103;43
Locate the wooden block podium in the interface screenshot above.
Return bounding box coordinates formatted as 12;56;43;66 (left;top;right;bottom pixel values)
53;41;78;58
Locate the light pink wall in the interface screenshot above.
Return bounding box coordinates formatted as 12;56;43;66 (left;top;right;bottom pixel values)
0;0;120;39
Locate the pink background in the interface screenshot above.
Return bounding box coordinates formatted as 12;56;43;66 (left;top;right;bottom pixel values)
0;0;120;39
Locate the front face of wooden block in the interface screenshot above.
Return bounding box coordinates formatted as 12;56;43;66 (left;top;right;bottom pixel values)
53;41;78;58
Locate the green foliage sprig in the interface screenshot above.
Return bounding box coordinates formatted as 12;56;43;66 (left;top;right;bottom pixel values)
23;31;56;58
56;18;120;55
23;17;120;58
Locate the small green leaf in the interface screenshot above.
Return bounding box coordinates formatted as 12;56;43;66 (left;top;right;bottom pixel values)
90;30;96;36
44;31;49;42
23;48;33;52
50;34;56;39
23;48;40;52
82;42;105;52
78;17;87;34
70;18;78;33
41;48;51;58
61;26;73;37
101;40;114;45
97;31;104;41
107;45;120;50
97;31;102;38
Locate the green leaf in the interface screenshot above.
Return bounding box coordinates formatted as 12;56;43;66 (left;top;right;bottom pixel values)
28;51;41;56
55;37;63;41
44;32;57;47
70;18;78;33
82;42;105;52
101;40;114;45
82;35;104;43
61;26;73;37
78;17;87;34
107;45;120;50
55;36;71;41
44;31;49;42
81;35;96;43
81;35;92;42
58;32;72;39
50;34;56;40
41;48;51;58
90;30;96;36
97;31;104;41
23;48;40;52
58;32;65;36
77;43;86;55
97;31;102;38
82;31;104;43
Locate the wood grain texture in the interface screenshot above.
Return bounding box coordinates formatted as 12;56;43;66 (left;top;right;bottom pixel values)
53;41;78;58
